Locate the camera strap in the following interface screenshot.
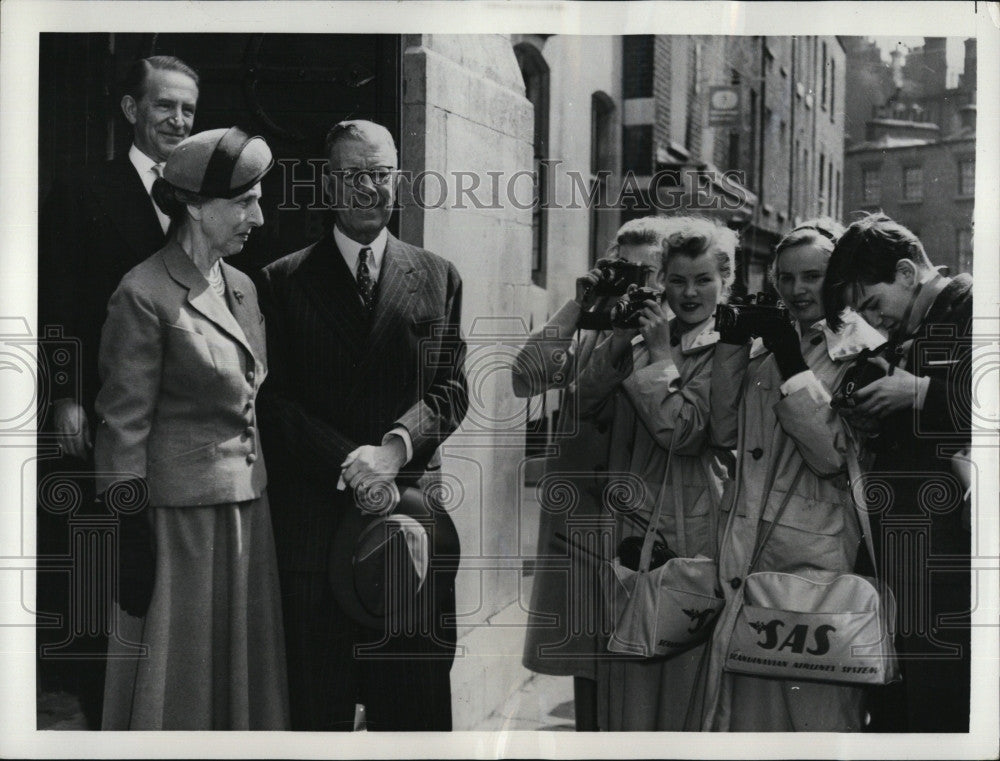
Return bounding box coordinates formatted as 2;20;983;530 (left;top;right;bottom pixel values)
638;437;679;571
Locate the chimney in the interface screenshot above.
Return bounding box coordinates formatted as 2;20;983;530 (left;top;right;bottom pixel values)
922;37;948;94
889;47;904;88
962;38;977;90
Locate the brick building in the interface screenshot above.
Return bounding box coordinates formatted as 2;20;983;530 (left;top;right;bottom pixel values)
616;35;846;291
842;37;976;274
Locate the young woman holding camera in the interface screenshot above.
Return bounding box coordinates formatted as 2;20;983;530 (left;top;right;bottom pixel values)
697;219;884;731
575;216;737;730
511;216;673;731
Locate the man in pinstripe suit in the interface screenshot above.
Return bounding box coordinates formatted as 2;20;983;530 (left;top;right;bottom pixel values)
256;120;468;731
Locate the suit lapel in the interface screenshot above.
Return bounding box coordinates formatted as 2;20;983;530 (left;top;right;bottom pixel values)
222;261;266;366
97;155;166;263
299;234;369;356
162;243;254;359
368;235;422;352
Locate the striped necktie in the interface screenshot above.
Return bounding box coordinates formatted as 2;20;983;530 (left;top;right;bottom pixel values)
357;246;374;311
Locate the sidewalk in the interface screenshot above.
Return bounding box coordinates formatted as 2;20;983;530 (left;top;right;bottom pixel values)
37;671;575;732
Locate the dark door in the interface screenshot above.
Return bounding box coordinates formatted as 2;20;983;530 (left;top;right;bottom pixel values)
39;32;402;271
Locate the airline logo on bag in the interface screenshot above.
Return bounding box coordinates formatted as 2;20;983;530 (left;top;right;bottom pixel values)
684;607;716;634
748;619;836;655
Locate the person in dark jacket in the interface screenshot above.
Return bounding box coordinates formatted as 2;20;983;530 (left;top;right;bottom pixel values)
822;212;973;733
36;55;199;728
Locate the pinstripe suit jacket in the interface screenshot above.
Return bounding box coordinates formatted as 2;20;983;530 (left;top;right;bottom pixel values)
256;231;468;572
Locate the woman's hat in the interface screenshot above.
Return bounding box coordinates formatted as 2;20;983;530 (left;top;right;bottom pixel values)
162;126;273;199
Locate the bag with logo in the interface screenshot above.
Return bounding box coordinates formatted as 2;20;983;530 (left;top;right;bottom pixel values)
723;438;900;685
602;443;724;658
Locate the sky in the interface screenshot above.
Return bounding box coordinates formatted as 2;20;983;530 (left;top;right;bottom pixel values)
869;36;967;87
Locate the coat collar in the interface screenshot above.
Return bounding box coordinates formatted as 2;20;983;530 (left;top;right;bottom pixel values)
671;316;720;355
161;242;256;360
818;310;886;361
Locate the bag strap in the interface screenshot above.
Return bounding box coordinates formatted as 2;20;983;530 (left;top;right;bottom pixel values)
697;455;721;558
844;433;880;579
741;428;801;574
746;457;807;574
638;436;677;570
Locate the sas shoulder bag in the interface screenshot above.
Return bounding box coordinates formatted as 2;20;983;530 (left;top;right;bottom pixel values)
602;440;724;658
723;435;901;686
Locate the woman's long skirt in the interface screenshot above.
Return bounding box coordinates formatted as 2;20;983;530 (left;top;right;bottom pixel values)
102;493;289;730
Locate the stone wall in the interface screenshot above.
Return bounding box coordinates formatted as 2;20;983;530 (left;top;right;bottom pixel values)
400;33;535;729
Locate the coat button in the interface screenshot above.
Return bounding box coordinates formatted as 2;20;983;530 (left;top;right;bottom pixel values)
730;577;742;590
246;453;257;464
246;370;255;382
751;447;764;460
245;425;256;437
245;398;254;411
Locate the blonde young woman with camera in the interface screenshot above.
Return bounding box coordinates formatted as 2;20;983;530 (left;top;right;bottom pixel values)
575;216;737;731
697;219;884;731
512;216;674;731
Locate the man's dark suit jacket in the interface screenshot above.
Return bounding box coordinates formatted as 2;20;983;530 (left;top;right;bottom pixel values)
256;231;469;573
39;153;166;420
36;151;165;729
863;272;973;733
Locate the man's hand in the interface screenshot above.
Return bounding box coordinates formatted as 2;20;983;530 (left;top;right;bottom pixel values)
851;357;923;418
637;299;672;363
575;265;606;310
52;399;92;460
340;438;407;490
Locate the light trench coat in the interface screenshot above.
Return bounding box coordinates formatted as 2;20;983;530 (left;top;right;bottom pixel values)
698;312;885;732
577;318;729;731
512;299;613;681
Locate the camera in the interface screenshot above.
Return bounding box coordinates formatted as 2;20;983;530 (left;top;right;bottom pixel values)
609;285;664;330
831;348;887;408
592;258;654;298
714;291;790;338
618;534;677;571
577;258;656;330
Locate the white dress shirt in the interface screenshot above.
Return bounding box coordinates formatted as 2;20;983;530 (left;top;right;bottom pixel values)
128;144;171;235
333;224;388;298
330;224;413;479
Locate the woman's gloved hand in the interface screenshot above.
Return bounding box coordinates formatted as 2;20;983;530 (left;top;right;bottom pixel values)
101;478;155;618
761;318;808;380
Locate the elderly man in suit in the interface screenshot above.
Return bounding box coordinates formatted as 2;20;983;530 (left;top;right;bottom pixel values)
256;119;468;731
36;54;199;728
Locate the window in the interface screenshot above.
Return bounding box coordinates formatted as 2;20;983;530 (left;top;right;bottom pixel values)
623;36;655;98
956;228;973;274
835;168;841;219
828;158;834;216
515;42;550;287
728;131;740;172
820;41;828;109
590;92;615;265
622;125;653;175
830;58;836;121
958;158;975;196
903;166;923;201
862;166;881;204
818;152;825;214
748;89;758;188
